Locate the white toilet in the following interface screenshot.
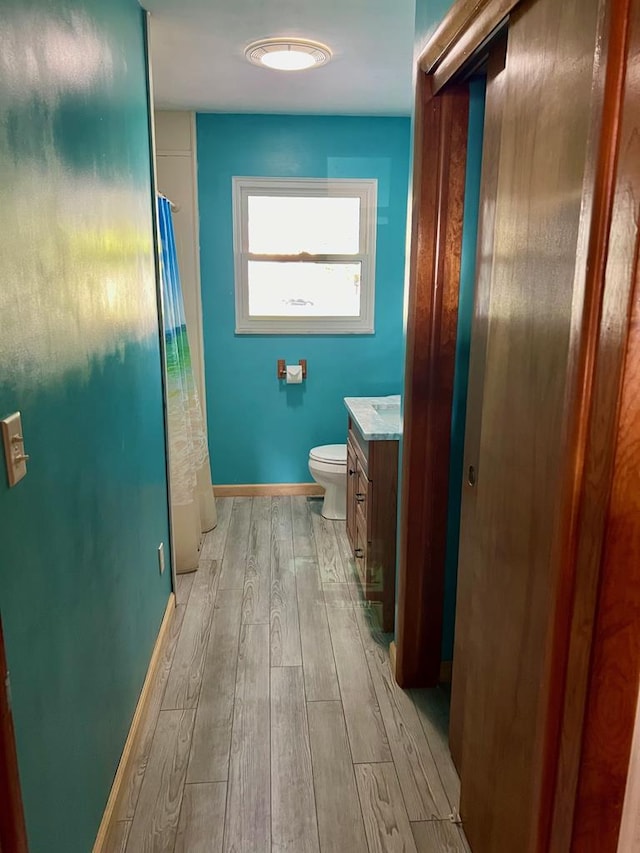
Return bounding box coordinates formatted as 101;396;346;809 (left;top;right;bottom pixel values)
308;444;347;520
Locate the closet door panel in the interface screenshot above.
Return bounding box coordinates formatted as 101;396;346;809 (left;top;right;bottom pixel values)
449;38;507;772
456;0;605;850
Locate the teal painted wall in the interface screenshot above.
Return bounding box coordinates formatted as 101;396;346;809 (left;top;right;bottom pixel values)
0;2;171;851
197;114;411;484
441;77;486;659
414;0;456;58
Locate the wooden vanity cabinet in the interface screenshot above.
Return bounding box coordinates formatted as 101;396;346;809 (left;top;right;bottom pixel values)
346;416;399;632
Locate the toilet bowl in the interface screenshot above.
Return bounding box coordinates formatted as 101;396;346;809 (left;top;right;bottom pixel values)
308;444;347;520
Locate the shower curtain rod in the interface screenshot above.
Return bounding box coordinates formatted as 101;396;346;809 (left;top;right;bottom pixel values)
158;192;180;213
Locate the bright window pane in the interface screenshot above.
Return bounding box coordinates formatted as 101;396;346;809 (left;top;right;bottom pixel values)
248;261;361;317
248;196;360;254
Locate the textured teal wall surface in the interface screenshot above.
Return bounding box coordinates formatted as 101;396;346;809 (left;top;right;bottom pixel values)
197;114;411;484
414;0;455;58
0;1;171;850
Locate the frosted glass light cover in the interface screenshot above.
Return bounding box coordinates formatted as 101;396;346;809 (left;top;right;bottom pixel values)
245;39;332;72
261;50;316;70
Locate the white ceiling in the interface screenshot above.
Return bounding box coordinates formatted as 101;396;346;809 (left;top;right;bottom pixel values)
145;0;416;115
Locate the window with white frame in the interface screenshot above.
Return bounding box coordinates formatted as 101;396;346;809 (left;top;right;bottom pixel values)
232;177;377;334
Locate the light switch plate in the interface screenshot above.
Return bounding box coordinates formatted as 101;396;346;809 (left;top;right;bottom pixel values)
1;412;28;487
158;542;165;575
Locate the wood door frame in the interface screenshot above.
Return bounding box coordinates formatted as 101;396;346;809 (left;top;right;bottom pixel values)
398;0;640;849
396;0;522;688
557;1;640;847
395;69;469;687
0;616;28;853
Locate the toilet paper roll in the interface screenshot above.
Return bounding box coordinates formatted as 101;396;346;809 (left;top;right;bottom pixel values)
286;364;303;384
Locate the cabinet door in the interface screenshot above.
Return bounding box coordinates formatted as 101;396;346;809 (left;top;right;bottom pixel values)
346;440;357;548
355;459;371;529
354;512;368;588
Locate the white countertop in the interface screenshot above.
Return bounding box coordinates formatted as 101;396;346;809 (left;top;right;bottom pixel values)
344;395;402;441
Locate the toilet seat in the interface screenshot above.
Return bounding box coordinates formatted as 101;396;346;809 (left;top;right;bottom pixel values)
309;444;347;465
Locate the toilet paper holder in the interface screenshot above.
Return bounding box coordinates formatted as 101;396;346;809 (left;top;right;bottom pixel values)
277;359;307;380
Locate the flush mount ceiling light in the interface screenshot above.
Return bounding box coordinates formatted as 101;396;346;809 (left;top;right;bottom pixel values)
245;38;332;72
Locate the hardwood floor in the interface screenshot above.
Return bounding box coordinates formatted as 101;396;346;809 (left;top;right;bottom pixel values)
114;496;470;852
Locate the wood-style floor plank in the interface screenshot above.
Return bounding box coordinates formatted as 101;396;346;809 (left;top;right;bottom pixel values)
126;709;195;853
324;591;391;763
162;560;218;710
116;603;187;820
174;782;226;853
310;504;346;583
200;496;234;562
411;688;461;811
242;498;271;625
271;495;293;541
104;820;131;853
291;495;316;557
218;497;252;590
296;557;340;701
176;571;195;605
307;700;368;853
333;520;390;652
355;763;418;853
271;532;302;667
333;519;363;602
224;623;270;853
411;820;469;852
187;588;243;783
271;667;320;853
323;582;353;608
111;488;466;852
354;599;391;658
365;644;450;821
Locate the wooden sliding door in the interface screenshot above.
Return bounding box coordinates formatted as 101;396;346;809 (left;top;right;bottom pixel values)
447;37;506;771
401;0;640;849
451;0;607;849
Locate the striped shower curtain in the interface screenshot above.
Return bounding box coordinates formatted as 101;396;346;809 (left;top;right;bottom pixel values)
158;194;216;572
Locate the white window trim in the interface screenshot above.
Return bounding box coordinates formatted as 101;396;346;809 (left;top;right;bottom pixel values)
232;176;377;335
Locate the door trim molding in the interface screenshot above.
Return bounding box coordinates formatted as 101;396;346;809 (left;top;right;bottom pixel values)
398;0;525;692
552;1;640;848
396;72;469;687
418;0;522;87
